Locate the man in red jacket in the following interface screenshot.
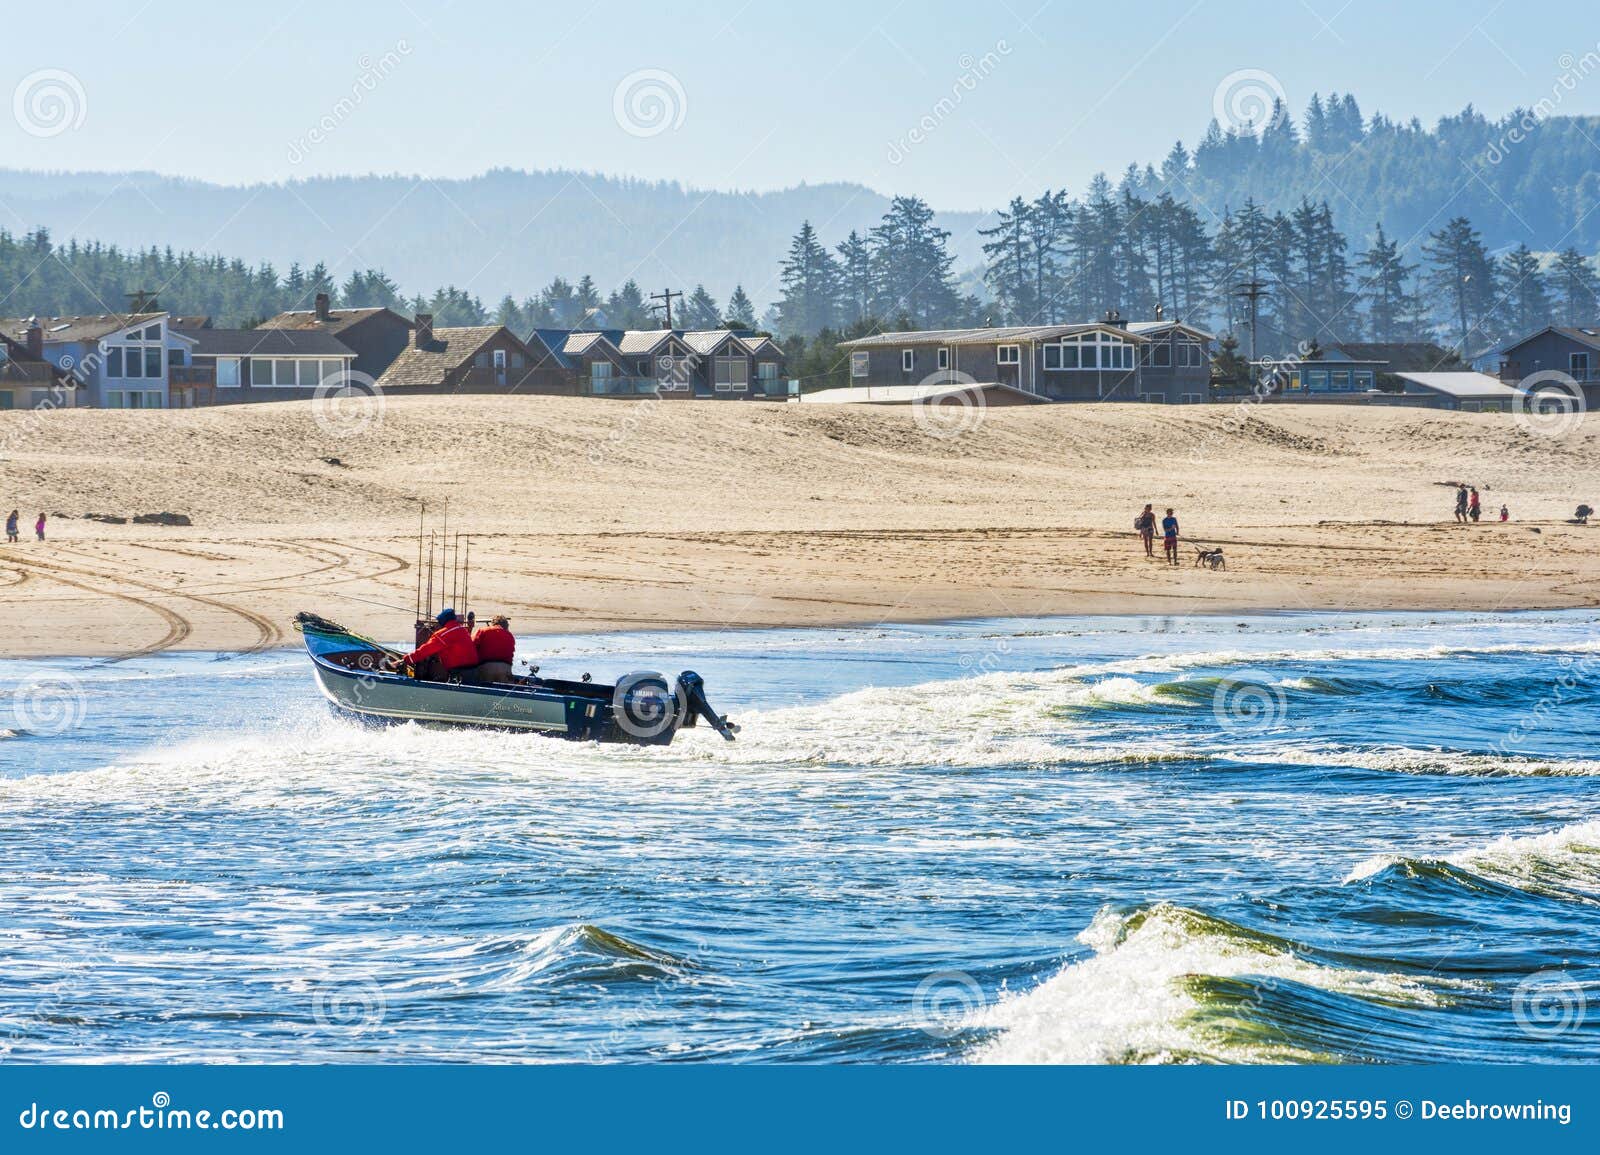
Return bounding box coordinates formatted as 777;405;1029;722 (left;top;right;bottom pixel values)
468;615;516;683
392;607;478;680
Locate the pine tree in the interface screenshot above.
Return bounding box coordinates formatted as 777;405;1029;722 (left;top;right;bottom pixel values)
1551;248;1600;326
867;195;961;328
1498;244;1551;338
835;230;872;327
979;197;1036;323
683;284;722;329
725;285;756;328
774;222;841;336
1356;224;1420;341
1422;217;1498;353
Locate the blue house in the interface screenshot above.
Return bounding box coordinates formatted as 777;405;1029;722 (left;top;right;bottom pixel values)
1489;326;1600;388
0;311;191;407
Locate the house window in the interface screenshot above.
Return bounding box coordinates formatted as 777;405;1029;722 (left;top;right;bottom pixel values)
638;359;651;375
1354;370;1374;390
851;352;869;378
757;361;778;380
274;360;297;385
251;359;272;386
997;345;1019;365
901;349;915;372
1179;341;1204;367
124;348;143;378
144;348;162;377
1331;370;1351;391
1043;344;1062;370
591;362;613;379
1572;352;1591;377
107;348;123;377
1152;342;1172;367
493;349;507;370
142;324;161;341
1305;369;1328;390
714;355;748;392
937;348;950;371
217;358;241;387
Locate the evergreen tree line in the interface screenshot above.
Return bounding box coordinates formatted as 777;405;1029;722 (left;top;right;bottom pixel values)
771;187;1600;364
0;228;759;334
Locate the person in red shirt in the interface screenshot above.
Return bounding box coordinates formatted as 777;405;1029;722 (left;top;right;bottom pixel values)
469;615;516;684
391;607;478;680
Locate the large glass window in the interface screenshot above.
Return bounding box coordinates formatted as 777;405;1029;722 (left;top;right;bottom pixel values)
124;349;143;378
274;360;296;385
107;348;123;377
1152;341;1171;367
251;359;272;386
997;345;1019;365
217;358;241;387
851;352;869;378
142;324;161;341
1043;344;1062;370
714;355;748;391
145;348;161;377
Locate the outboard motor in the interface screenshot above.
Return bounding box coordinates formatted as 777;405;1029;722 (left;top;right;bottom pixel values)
677;671;739;741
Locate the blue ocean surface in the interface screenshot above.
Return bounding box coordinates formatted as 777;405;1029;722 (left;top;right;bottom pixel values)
2;610;1599;1064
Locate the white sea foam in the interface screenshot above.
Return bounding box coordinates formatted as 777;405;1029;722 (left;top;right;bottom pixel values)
971;903;1451;1064
1345;818;1600;894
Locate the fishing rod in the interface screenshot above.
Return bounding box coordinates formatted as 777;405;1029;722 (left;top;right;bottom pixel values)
413;502;425;623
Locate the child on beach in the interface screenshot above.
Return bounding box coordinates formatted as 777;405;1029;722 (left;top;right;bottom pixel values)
1161;508;1180;566
1468;487;1481;523
4;510;16;543
1500;504;1509;522
34;513;45;542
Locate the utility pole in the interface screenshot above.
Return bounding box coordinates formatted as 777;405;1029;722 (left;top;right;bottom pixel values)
1232;281;1268;385
125;289;160;312
648;288;684;329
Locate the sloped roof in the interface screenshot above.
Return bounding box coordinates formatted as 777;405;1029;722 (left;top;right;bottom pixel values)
376;326;507;387
617;329;679;355
180;328;356;358
837;323;1149;349
259;306;411;336
681;329;753;354
1327;342;1463;371
1392;371;1525;400
1126;320;1215;341
0;312;165;344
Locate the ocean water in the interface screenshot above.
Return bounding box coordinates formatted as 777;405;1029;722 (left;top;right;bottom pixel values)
2;610;1599;1064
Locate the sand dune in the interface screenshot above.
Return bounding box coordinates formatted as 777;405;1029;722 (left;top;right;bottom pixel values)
0;394;1596;658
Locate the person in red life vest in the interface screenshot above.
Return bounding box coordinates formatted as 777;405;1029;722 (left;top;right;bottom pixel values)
390;607;478;680
467;615;516;684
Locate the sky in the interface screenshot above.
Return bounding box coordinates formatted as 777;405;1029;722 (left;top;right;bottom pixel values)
5;0;1600;210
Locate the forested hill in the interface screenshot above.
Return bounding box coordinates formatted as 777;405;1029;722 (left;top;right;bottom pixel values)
1144;98;1600;257
2;98;1598;315
0;168;989;309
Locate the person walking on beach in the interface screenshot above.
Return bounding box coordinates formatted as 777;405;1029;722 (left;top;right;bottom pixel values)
1454;485;1469;523
1500;504;1510;522
4;510;17;544
1468;487;1481;523
1161;508;1181;566
34;512;46;542
1134;503;1156;559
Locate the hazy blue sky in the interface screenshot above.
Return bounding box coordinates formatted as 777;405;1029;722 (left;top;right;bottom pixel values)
5;0;1598;209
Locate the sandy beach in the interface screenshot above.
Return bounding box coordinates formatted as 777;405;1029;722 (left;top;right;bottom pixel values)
0;394;1596;659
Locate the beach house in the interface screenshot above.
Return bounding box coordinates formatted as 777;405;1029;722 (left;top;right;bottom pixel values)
1489;325;1600;397
374;316;568;394
836;313;1206;402
0;311;193;408
527;328;789;398
258;295;415;381
0;326;76;410
174;325;358;405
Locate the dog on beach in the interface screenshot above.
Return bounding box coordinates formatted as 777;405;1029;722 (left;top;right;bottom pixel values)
1193;546;1226;570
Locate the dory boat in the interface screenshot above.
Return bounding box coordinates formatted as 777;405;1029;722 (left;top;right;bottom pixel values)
294;612;737;745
